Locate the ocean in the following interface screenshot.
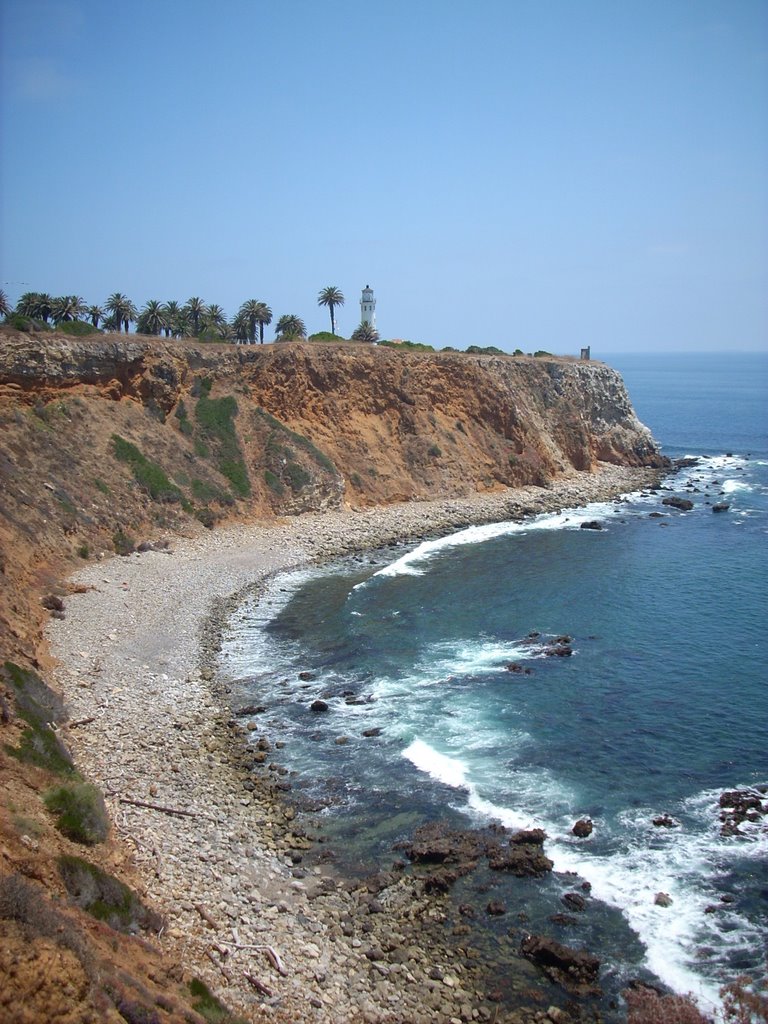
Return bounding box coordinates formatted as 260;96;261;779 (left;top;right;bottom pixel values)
221;351;768;1017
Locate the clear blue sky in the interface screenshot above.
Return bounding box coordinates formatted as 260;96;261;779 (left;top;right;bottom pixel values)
1;0;766;352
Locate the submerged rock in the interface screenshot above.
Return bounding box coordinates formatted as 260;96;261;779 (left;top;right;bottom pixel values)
662;496;694;511
520;934;601;995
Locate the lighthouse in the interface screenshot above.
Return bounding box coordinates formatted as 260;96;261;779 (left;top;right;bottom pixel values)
360;284;376;328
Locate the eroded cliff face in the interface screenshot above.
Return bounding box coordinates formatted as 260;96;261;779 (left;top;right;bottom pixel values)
0;330;664;664
0;330;665;1023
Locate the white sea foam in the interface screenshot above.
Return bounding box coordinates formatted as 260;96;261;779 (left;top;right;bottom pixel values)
402;731;765;1012
721;478;752;494
366;502;619;582
403;738;470;789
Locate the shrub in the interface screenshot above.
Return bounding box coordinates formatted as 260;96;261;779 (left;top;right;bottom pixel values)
378;339;434;352
58;855;162;932
44;782;109;845
56;320;101;337
428;444;442;458
111;435;182;502
191;478;218;502
77;543;90;559
2;662;75;775
466;344;505;355
308;331;345;343
350;472;363;489
254;409;336;474
174;400;193;436
285;461;311;492
94;477;110;494
534;349;552;357
191;376;213;398
195;395;251;497
113;528;135;556
264;469;284;495
188;978;247;1024
195;507;215;529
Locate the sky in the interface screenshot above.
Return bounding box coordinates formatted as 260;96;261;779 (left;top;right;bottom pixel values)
1;0;767;353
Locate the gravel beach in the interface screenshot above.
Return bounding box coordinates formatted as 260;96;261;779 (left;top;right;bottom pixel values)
47;465;661;1024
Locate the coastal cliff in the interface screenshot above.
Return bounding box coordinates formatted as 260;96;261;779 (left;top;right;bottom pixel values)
0;330;666;1024
0;331;663;664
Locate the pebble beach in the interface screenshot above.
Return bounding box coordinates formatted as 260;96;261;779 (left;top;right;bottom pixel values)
47;465;662;1024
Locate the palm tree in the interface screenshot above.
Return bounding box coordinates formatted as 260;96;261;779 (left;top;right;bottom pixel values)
202;303;227;336
254;302;272;344
275;314;306;341
232;312;250;344
137;299;168;336
317;286;344;335
238;300;272;344
86;305;104;328
52;295;86;323
0;290;10;318
161;300;182;337
184;296;205;337
105;293;136;333
16;291;53;322
351;321;379;343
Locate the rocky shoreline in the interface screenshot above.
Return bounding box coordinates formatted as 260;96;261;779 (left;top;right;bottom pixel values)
48;465;663;1024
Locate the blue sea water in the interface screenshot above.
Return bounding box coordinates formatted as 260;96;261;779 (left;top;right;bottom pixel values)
221;351;768;1015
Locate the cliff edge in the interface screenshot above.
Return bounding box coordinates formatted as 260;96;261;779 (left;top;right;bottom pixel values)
0;331;664;666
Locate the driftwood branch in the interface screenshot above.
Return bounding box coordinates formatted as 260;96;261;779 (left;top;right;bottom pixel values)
245;973;274;997
262;945;287;977
205;948;232;981
195;904;219;931
65;715;96;729
221;942;288;976
118;796;215;821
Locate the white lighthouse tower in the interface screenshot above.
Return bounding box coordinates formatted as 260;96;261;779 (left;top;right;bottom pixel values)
360;284;376;328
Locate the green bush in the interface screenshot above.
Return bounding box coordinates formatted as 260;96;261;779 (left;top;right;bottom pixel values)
195;395;251;497
3;313;52;332
2;662;75;776
308;331;346;343
191;478;218;502
466;344;505;355
191;376;213;398
44;783;109;845
111;435;182;502
56;320;101;337
264;469;284;495
285;462;311;492
534;350;552;357
113;528;135;555
378;339;435;352
58;855;162;932
254;409;336;474
188;978;247;1024
195;507;215;529
428;444;442;458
